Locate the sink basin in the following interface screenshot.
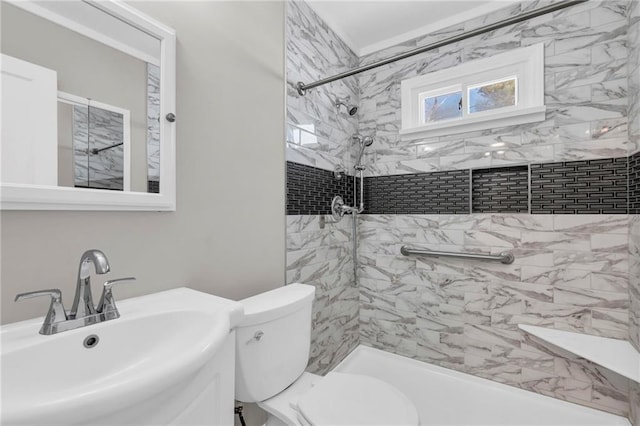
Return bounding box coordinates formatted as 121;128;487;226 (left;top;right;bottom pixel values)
1;287;244;425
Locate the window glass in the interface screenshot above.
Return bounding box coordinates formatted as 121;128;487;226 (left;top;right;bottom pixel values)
298;124;318;146
468;78;516;113
423;91;462;123
401;44;544;137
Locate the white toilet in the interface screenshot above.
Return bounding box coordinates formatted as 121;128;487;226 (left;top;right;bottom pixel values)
235;283;420;426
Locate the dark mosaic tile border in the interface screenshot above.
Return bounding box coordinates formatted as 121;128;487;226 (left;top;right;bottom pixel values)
630;152;640;214
531;158;627;214
286;161;353;215
363;170;470;214
75;177;124;191
472;166;529;213
287;157;630;215
148;180;160;194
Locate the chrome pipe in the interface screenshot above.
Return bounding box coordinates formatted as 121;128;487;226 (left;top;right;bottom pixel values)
352;213;358;280
355;145;367;168
400;246;515;264
357;168;364;213
353;174;357;209
296;0;589;96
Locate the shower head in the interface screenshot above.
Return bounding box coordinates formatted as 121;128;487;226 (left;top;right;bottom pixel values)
352;134;373;147
335;97;358;116
353;134;374;169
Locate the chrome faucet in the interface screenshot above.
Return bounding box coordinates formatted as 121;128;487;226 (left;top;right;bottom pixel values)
70;249;110;319
97;277;136;320
15;250;135;335
14;289;67;335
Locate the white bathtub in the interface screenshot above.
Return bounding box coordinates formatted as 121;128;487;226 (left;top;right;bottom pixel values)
333;345;630;426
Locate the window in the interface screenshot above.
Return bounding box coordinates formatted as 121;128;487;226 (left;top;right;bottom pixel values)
468;77;516;114
401;44;545;138
421;87;462;123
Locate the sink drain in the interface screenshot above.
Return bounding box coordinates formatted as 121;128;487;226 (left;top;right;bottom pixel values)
83;334;99;349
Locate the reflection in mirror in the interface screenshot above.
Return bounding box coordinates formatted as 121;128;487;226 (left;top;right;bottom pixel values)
57;94;129;191
1;1;161;193
147;64;161;193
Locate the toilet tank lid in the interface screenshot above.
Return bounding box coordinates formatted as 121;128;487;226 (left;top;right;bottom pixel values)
239;283;315;326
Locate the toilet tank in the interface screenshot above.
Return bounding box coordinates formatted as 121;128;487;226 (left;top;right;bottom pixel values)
235;283;315;402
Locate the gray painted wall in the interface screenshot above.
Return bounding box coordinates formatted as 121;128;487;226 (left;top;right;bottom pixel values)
0;1;286;324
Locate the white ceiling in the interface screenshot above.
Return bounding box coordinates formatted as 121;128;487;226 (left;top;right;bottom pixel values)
306;1;515;56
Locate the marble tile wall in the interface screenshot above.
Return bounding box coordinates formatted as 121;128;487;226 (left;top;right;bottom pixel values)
147;63;160;184
359;213;631;416
287;215;359;373
73;105;125;190
629;213;640;426
287;0;638;419
628;0;640;353
627;1;640;424
357;0;630;176
286;1;359;173
352;0;635;418
286;0;360;374
629;0;640;158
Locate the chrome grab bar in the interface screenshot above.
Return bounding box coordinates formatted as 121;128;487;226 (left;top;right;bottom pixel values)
400;246;515;264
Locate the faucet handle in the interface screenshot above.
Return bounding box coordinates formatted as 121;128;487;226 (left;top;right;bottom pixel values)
15;289;68;334
15;288;62;302
103;277;137;290
97;277;136;318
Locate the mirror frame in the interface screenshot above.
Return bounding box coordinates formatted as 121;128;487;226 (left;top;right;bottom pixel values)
1;0;176;211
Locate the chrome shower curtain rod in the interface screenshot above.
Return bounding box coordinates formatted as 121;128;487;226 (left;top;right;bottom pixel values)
296;0;589;96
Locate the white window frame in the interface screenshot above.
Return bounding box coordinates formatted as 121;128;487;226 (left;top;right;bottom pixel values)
400;43;546;139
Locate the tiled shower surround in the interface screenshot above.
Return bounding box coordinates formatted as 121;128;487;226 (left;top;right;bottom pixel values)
359;214;630;415
73;106;125;190
628;1;640;424
147;63;160;190
286;0;640;421
286;162;353;215
286;0;360;373
286;214;359;372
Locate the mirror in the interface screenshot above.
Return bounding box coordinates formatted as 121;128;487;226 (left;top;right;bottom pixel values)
0;0;176;210
58;92;131;191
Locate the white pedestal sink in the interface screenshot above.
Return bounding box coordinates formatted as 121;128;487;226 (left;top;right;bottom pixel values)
1;287;244;425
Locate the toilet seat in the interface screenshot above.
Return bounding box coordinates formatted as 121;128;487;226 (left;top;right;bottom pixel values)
295;372;420;426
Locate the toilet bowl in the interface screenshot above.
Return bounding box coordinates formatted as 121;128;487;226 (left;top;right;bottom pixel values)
234;284;420;426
